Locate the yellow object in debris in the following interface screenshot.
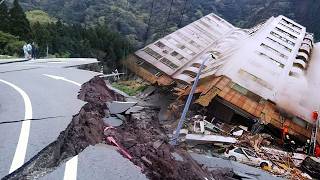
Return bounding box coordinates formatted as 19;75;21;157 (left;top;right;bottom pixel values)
262;164;272;171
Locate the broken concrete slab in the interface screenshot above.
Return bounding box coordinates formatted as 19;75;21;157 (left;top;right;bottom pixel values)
125;106;145;114
115;114;126;121
232;130;244;137
103;116;123;127
107;101;137;114
138;86;156;99
173;129;189;135
172;152;184;162
186;134;237;144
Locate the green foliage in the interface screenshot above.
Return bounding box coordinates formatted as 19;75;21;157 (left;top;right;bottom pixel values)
0;31;25;56
16;0;320;43
9;0;32;41
29;21;132;71
112;82;148;96
0;2;10;33
26;10;57;25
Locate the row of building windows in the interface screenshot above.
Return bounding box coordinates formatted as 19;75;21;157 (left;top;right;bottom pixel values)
260;43;288;59
275;27;297;40
143;47;162;60
266;37;292;52
143;47;179;70
257;51;285;68
278;22;300;35
238;69;273;90
280;19;302;31
270;31;295;46
155;41;186;61
160;58;179;70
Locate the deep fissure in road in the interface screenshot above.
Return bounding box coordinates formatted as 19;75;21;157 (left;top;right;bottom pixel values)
2;76;236;180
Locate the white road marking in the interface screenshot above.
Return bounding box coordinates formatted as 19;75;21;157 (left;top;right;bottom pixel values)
43;74;81;86
63;155;78;180
43;74;81;180
0;79;33;173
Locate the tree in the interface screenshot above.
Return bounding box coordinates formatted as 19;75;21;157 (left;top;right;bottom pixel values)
0;1;10;33
9;0;31;41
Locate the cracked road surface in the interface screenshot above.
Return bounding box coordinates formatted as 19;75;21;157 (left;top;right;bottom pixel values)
0;59;146;180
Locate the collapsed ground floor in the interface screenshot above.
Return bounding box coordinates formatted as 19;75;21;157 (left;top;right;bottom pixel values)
124;55;320;145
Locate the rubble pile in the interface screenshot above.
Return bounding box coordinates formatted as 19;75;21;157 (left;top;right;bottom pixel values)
173;114;317;179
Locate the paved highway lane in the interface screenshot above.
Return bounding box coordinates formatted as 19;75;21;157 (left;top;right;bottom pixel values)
0;59;146;180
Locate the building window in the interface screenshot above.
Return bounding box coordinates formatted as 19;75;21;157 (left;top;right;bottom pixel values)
171;51;179;57
238;69;273;90
257;51;285;68
160;58;179;70
275;27;297;40
155;41;165;48
266;37;292;52
260;43;288;59
293;62;305;70
280;19;302;31
143;47;162;60
178;45;186;50
278;22;300;35
270;31;295;46
189;40;201;48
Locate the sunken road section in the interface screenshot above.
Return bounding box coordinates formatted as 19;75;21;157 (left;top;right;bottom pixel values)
2;76;235;180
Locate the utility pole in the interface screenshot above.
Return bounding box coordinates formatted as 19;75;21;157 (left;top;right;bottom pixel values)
171;54;215;145
311;111;319;155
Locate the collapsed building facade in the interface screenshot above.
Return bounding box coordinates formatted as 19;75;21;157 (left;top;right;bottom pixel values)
124;13;320;143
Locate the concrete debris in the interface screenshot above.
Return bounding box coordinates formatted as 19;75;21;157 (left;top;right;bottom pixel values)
103;116;123;127
107;101;137;114
173;129;189;135
152;140;164;149
115;113;126;121
125;106;145;114
193;120;205;133
172;152;184;162
238;125;248;131
186;134;237;144
232;130;244;137
238;134;272;152
138;86;156;99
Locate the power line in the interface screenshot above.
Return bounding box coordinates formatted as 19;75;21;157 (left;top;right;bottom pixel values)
162;0;174;37
178;0;188;28
144;0;156;45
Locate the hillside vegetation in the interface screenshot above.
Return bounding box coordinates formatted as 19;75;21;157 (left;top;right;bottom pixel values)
15;0;320;46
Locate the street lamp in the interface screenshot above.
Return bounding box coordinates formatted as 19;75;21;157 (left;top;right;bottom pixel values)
171;53;215;145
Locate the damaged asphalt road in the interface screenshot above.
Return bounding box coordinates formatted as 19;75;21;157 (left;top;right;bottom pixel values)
0;59;146;180
4;76;240;180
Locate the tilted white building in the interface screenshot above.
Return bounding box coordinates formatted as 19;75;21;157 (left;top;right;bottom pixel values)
127;13;320;139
